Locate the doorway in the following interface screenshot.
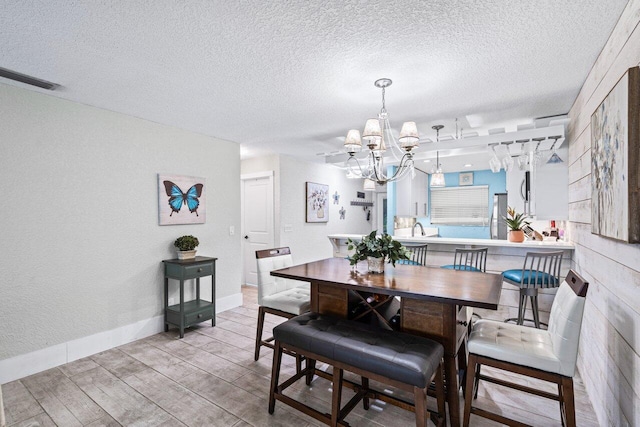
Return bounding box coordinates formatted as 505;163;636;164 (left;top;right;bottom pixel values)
376;192;387;234
241;172;275;286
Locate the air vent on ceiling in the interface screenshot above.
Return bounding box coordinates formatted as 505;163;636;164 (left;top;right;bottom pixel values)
0;67;60;90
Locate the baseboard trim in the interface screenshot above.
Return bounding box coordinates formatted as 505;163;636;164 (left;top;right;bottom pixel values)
0;292;243;384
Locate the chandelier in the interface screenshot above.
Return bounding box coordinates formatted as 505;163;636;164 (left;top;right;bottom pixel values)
343;78;420;185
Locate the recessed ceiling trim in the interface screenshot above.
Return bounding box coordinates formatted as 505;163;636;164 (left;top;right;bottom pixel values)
0;67;60;90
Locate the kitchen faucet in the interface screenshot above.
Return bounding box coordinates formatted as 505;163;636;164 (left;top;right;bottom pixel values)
412;221;425;237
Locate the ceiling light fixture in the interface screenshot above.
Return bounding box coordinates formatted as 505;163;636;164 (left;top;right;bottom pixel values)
430;125;445;187
343;78;420;185
430;150;446;188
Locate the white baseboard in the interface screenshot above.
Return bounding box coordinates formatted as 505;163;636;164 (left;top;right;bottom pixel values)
0;292;243;384
216;292;243;313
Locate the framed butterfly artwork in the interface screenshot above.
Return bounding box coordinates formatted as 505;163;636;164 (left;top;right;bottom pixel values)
158;174;206;225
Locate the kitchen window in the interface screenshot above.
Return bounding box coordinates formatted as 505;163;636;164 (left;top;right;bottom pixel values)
430;185;489;225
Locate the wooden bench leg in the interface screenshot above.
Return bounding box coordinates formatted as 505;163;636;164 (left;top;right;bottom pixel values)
414;386;427;427
255;306;266;361
268;341;283;414
361;377;370;410
306;358;316;386
296;354;302;374
435;362;446;426
331;367;344;427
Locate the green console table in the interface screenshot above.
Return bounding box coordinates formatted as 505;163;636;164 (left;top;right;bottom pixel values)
163;256;217;338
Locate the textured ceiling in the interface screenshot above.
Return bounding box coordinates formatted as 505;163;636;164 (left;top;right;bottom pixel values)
0;0;628;166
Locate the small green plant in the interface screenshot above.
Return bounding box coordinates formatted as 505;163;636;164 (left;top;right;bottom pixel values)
503;206;530;231
347;230;411;267
174;235;199;251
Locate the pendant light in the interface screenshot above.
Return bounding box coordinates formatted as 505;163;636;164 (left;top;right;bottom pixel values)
430;125;445;187
430;151;445;187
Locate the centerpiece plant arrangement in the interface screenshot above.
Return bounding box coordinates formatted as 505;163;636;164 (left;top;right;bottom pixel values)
174;235;199;260
503;206;530;243
346;230;411;273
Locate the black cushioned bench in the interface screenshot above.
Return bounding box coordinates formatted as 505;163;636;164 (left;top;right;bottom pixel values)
268;312;446;427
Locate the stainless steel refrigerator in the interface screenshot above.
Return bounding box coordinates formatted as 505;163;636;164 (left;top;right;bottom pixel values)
491;193;508;239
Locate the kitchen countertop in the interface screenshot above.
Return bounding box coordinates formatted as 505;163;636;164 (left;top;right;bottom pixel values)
327;234;575;250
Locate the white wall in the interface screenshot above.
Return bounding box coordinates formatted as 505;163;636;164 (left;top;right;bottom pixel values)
241;154;373;264
566;1;640;425
0;84;241;373
278;155;373;263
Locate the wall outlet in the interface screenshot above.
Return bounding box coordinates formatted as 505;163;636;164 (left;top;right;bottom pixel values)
284;224;293;232
229;225;235;236
169;298;175;306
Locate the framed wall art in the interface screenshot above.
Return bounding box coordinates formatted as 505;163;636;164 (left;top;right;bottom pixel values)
459;172;473;186
306;182;329;223
158;174;206;225
590;66;639;243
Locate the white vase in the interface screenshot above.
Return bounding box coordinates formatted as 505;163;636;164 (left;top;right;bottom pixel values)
367;256;385;273
177;250;197;260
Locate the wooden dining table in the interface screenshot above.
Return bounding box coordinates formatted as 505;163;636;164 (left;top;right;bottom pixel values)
271;257;503;427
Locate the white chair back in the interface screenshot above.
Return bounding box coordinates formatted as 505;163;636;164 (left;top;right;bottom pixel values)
256;247;304;305
547;271;589;377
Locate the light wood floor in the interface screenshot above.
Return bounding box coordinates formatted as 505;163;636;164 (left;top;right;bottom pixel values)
2;286;599;426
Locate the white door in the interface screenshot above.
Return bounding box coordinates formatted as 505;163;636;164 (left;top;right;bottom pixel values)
241;173;275;286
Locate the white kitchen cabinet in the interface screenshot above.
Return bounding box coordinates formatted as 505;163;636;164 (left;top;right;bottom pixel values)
396;169;428;217
532;156;568;220
505;147;568;220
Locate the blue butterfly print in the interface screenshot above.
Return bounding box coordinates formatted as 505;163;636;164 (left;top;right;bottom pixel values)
163;181;204;216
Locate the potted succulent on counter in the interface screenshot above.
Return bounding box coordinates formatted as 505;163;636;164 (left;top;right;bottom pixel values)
174;235;199;259
347;230;411;273
503;207;529;243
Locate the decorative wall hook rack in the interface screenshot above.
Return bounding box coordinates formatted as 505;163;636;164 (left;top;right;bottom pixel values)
350;200;373;207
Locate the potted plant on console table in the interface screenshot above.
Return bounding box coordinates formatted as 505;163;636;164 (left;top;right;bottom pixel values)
503;207;530;243
174;235;199;260
347;230;411;273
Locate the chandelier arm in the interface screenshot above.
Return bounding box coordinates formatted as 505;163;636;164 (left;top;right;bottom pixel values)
371;154;387;182
346;155;365;177
384;154;414;182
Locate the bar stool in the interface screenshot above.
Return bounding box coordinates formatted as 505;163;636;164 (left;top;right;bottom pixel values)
440;247;488;392
503;251;563;328
441;247;488;272
397;244;428;266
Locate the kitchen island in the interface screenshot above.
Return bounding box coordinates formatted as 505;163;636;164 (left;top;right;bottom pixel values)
328;233;574;325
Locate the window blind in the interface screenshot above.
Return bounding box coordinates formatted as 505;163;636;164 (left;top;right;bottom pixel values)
430;185;489;225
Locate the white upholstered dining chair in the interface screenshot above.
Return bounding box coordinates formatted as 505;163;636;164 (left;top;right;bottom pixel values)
254;247;310;361
463;270;589;427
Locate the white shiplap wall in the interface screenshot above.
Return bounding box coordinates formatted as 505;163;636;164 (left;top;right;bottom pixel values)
567;0;640;425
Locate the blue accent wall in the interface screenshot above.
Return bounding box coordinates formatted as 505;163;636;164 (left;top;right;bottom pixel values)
422;170;506;238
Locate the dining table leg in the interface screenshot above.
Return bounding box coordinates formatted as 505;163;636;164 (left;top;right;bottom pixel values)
444;352;461;427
